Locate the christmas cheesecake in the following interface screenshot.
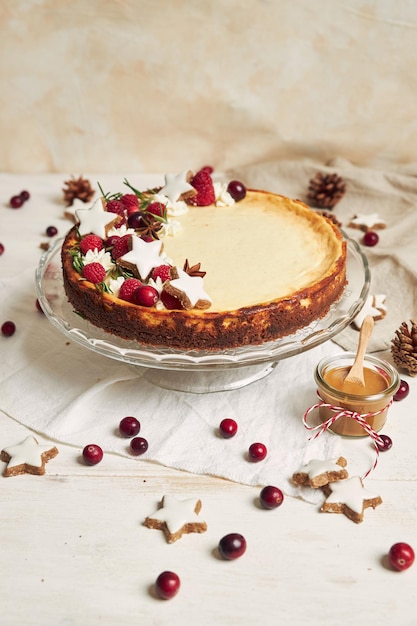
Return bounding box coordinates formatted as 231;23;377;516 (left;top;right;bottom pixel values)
61;169;347;351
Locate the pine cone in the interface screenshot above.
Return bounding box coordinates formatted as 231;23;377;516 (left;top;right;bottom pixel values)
307;172;346;209
391;320;417;376
62;175;95;206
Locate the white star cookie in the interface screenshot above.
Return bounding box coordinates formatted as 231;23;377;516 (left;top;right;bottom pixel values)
292;457;348;488
1;436;59;477
158;171;196;204
164;267;212;310
348;213;386;231
321;476;382;523
352;294;387;330
75;198;121;238
117;235;165;281
64;197;87;222
144;495;207;543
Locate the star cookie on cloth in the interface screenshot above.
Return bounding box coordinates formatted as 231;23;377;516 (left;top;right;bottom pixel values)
321;476;382;523
117;235;165;281
352;294;387;330
75;198;121;239
292;457;348;489
164;267;212;310
158;171;196;204
144;495;207;543
348;213;386;231
1;436;59;477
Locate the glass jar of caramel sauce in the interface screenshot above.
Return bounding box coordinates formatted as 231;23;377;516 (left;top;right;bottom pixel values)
315;353;400;437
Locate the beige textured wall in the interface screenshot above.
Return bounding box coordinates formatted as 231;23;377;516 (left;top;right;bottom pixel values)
2;0;417;173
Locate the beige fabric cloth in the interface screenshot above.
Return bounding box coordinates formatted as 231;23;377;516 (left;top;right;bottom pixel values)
226;157;417;353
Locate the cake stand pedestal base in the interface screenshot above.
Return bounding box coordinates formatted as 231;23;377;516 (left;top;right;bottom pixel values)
142;361;278;393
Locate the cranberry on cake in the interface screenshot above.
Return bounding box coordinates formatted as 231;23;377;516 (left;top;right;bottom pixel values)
61;168;347;351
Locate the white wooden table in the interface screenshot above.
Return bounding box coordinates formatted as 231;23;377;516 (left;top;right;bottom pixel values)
1;174;416;625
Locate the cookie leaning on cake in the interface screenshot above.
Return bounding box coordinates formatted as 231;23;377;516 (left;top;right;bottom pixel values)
61;167;347;351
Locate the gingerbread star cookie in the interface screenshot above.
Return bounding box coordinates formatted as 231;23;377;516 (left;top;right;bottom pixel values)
164;267;212;310
321;476;382;523
348;213;386;232
75;198;121;239
158;171;196;204
117;235;165;281
292;457;348;489
144;495;207;543
352;294;387;330
1;436;59;477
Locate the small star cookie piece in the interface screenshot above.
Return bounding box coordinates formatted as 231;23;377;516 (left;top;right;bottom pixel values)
144;495;207;543
352;294;387;330
292;457;348;489
321;476;382;523
1;436;59;477
164;267;212;310
348;213;386;232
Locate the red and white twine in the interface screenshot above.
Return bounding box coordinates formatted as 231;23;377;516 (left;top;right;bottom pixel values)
303;396;393;478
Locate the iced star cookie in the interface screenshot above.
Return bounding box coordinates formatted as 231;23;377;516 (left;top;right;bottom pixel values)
75;198;121;239
321;476;382;523
164;267;212;310
144;495;207;543
352;294;387;330
348;213;386;232
292;457;348;489
1;436;59;477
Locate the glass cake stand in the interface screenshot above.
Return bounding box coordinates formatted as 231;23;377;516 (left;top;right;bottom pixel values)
35;236;370;393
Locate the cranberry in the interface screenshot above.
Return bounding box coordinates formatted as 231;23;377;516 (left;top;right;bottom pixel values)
363;231;379;246
127;211;147;229
259;485;284;509
388;542;415;571
394;380;409;401
0;243;4;255
119;416;140;437
82;444;103;465
219;418;238;438
20;190;30;201
10;195;23;208
376;434;392;451
248;442;267;462
155;571;180;599
218;533;247;560
1;321;16;337
161;290;182;310
227;180;246;202
133;285;159;307
46;226;58;237
130;436;148;456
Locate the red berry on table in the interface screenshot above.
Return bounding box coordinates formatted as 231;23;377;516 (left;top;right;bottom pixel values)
218;533;247;560
388;542;415;571
248;442;267;462
376;434;392;451
79;234;103;255
219;418;238;438
130;436;148;456
394;379;409;401
119;416;140;438
0;243;4;255
82;262;106;284
82;444;103;465
363;231;379;246
227;180;247;202
10;195;24;208
1;321;16;337
259;485;284;509
20;190;30;201
46;225;58;237
133;285;159;307
155;571;180;600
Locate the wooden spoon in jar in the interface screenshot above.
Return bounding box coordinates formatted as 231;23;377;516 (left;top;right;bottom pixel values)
343;315;374;387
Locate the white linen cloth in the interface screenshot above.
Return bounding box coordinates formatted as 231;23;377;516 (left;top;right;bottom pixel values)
1;161;416;502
